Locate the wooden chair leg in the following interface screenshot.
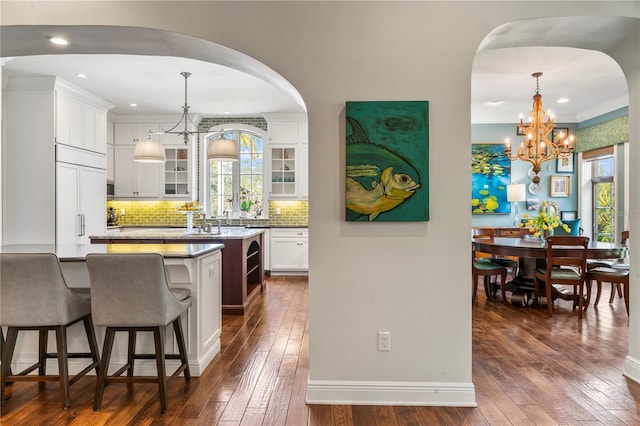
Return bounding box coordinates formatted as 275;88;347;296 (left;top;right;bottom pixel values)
624;282;630;315
594;279;603;306
54;325;71;409
153;326;168;413
545;281;554;317
173;318;191;381
94;328;115;411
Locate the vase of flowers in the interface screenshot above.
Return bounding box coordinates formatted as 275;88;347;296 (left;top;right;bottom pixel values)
520;201;570;240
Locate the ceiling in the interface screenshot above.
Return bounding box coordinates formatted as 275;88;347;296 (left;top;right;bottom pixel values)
0;18;634;124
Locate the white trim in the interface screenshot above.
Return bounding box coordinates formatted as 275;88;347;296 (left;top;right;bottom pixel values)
306;379;476;407
623;355;640;384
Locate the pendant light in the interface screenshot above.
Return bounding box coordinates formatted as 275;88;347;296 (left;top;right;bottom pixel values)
207;135;239;161
133;134;166;163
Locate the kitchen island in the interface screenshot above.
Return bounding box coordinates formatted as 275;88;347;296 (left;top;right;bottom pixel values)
0;243;223;376
91;227;265;314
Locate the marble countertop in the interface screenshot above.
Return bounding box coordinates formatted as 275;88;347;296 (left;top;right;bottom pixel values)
93;226;265;240
0;243;225;261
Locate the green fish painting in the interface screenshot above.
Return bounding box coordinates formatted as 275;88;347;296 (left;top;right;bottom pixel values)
345;101;429;222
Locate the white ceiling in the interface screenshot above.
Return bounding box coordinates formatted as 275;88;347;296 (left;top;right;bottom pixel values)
0;18;633;124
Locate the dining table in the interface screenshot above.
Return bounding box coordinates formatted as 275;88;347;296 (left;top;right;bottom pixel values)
472;236;629;306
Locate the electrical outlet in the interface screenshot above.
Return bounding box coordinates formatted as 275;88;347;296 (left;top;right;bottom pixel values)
276;207;281;215
120;208;126;216
378;331;391;351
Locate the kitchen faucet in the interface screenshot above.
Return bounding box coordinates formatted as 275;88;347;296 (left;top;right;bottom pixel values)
199;212;208;232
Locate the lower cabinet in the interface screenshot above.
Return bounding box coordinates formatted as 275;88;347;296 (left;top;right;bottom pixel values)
270;228;308;272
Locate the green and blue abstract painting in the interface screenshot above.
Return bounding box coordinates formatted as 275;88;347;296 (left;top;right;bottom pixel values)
346;101;429;222
471;143;511;214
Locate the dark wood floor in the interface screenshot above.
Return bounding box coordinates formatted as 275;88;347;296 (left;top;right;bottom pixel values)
2;275;640;425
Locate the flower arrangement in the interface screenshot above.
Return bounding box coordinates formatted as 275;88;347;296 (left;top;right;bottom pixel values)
239;186;254;212
519;201;570;238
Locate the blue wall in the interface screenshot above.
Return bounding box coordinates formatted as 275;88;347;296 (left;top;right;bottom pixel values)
471;123;578;227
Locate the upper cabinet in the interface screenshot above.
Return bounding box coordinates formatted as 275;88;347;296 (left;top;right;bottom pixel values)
55;81;112;154
112;119;195;199
266;115;308;199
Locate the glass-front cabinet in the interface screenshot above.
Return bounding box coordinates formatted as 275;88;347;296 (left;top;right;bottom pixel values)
164;147;191;197
271;147;296;196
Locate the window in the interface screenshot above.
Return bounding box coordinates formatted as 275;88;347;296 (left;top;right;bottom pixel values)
206;128;264;218
589;155;615;242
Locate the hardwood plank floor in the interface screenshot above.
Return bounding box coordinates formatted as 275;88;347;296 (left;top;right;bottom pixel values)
2;275;640;425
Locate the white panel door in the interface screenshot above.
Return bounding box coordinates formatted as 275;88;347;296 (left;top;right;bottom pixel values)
56;162;81;246
79;167;106;244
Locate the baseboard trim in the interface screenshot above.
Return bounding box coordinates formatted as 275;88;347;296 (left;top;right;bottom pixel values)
623;355;640;384
306;379;476;406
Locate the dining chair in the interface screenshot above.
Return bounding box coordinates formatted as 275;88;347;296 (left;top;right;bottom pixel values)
472;234;508;304
471;228;519;277
587;230;629;304
534;236;590;318
1;253;100;409
586;230;629;315
86;253;192;413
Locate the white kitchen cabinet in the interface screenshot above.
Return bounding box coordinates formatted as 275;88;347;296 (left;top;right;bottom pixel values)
114;146;161;198
55;83;110;154
56;161;106;245
266;116;308;199
114;122;160;145
270;228;308;272
163;146;192;198
2;76;110;245
270;146;297;196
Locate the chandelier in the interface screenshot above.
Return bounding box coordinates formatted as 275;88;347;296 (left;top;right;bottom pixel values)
134;72;238;162
504;72;574;183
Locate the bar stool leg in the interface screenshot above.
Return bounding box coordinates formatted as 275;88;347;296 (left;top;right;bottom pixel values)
55;325;71;409
173;318;191;381
127;331;137;378
153;326;168;413
94;328;116;411
1;328;19;401
82;316;101;375
38;329;48;377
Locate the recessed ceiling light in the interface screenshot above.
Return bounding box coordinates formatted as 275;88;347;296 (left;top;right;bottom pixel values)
486;100;502;106
224;111;231;115
76;73;87;79
557;97;569;104
130;103;138;107
49;37;69;46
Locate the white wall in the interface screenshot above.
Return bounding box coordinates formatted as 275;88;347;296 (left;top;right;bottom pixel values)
1;1;639;406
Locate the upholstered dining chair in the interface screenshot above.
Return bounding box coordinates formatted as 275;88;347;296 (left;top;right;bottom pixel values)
587;230;629;305
86;253;192;413
0;253;100;409
472;234;508;304
586;230;629;315
534;236;590;318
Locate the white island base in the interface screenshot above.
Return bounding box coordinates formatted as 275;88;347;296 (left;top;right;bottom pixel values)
2;243;223;377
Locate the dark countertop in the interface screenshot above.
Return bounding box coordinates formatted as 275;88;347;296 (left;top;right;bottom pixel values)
0;243;225;261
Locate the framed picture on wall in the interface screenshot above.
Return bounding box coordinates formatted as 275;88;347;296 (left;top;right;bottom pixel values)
550;175;570;197
556;153;574;173
561;210;577;221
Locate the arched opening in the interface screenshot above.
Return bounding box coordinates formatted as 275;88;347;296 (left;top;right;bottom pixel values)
471;14;635;379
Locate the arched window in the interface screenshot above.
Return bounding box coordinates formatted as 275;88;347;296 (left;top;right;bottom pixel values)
204;126;265;218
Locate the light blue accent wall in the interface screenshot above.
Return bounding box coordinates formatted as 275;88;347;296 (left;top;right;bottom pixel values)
471;123;578;227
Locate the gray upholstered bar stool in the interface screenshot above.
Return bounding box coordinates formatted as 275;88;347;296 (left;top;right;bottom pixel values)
86;253;191;413
0;253;100;409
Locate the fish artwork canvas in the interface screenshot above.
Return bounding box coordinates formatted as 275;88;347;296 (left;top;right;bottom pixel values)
471;143;511;214
345;101;429;222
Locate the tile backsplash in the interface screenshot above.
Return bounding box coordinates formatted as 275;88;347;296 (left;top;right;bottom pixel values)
107;200;308;227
